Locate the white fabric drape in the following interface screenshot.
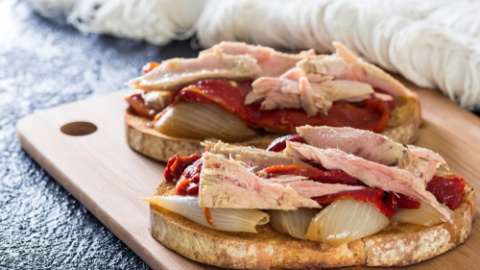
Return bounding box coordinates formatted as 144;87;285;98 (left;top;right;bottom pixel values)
24;0;480;109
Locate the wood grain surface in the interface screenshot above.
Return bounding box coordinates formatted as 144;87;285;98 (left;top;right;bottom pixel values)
16;81;480;270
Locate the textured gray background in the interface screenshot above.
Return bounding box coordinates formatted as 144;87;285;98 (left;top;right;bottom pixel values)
3;1;480;269
0;0;199;269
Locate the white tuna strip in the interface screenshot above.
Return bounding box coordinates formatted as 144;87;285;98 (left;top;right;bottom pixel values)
263;176;364;198
284;142;451;221
405;145;448;186
408;145;448;166
296;55;351;79
130;50;261;90
142;90;172;111
333;42;413;98
247;68;374;115
202;141;309;173
296;125;411;166
297;125;447;186
243;41;413;115
198;152;320;210
201;41;319;77
245;76;301;110
317;80;374;102
244;46;381;115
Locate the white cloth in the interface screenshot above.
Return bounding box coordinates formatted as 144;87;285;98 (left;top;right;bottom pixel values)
24;0;480;109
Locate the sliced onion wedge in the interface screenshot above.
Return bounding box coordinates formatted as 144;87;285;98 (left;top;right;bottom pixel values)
305;199;390;246
154;102;257;142
390;202;445;227
144;195;269;233
267;208;319;239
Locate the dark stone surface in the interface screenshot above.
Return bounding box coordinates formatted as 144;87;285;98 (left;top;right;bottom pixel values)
2;1;480;270
0;1;199;269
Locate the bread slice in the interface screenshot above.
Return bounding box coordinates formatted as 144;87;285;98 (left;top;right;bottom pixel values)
125;112;280;162
148;181;474;269
125;94;421;163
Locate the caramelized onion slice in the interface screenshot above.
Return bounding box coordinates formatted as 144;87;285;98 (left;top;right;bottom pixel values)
144;195;269;233
305;199;389;246
267;208;319;239
390;202;445;227
154;102;257;142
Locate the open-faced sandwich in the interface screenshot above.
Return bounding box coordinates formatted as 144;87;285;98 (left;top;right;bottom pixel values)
125;42;421;162
144;126;474;269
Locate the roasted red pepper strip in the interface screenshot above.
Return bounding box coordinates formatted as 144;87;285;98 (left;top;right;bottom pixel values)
266;134;306;152
125;92;159;119
174;158;203;196
164;153;202;182
384;192;421;210
171;79;391;133
203;207;215;228
313;188;397;217
264;164;364;186
427;174;466;210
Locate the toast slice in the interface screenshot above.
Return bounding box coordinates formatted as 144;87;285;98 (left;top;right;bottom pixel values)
148;180;474;269
125;93;421;163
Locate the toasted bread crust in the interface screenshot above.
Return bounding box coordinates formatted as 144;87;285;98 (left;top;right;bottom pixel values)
125;94;421;162
149;182;474;269
125;112;280;162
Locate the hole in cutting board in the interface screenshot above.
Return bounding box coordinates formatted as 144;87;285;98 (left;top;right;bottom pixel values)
60;121;97;136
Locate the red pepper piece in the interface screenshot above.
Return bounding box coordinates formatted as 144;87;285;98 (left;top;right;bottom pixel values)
313;188;396;217
384;192;421;211
266;134;306;152
124;92;159;119
427;174;466;210
173;158;203;195
164;153;202;182
264;164;364;186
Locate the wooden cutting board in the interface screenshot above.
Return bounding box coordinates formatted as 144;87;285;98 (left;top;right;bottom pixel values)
16;80;480;270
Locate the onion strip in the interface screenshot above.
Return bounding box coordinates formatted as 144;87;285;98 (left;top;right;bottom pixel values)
267;208;319;239
154;102;257;142
390;202;445;227
305;199;390;246
144;195;269;233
